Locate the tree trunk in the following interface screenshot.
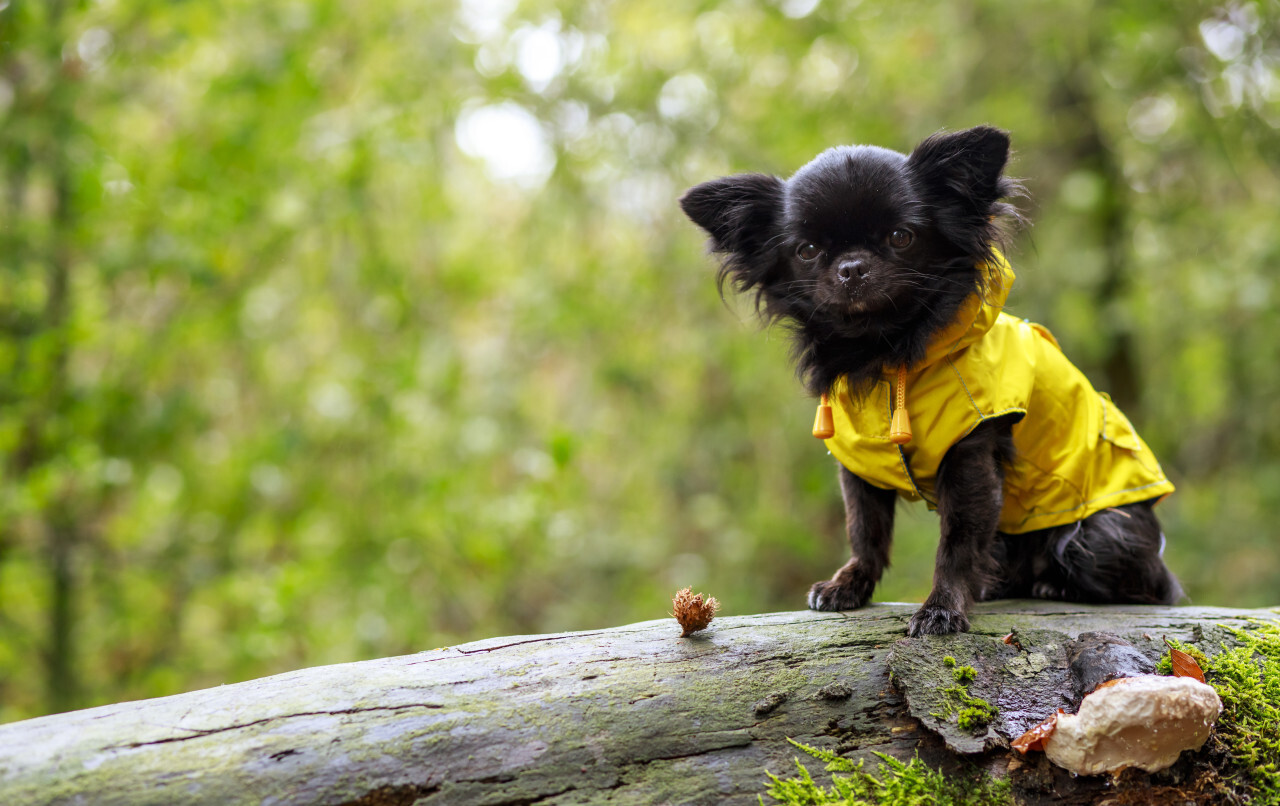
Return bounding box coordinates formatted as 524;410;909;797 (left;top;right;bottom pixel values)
1;601;1275;806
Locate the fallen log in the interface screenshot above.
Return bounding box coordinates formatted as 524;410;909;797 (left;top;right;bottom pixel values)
1;601;1277;805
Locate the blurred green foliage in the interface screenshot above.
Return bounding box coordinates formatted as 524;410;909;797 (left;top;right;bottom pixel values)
2;0;1278;721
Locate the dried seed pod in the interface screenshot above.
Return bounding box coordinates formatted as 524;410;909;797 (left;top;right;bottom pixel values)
1042;675;1222;775
671;588;719;637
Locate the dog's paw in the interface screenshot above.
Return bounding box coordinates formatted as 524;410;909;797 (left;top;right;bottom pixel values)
906;604;971;636
807;578;872;612
1031;581;1065;600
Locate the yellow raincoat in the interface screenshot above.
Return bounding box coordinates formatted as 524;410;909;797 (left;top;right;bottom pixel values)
822;255;1174;533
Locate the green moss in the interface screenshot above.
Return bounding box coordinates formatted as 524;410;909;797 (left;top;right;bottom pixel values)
956;704;994;732
761;739;1011;805
927;656;995;732
1163;621;1280;803
950;665;977;685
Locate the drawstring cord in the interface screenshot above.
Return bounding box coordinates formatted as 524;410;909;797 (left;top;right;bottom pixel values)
889;365;912;445
813;366;913;445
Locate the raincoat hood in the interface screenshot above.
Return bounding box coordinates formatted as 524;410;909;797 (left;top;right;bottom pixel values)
915;252;1015;370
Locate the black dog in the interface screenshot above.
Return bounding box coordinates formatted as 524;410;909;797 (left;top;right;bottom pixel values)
680;126;1181;636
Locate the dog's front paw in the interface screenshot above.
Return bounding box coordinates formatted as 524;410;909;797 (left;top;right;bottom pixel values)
906;603;971;636
807;578;872;612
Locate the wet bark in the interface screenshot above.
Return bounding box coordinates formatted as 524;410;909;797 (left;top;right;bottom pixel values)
0;601;1275;806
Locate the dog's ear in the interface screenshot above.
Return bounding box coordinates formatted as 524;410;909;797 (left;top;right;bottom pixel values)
680;173;788;305
907;126;1011;210
679;173;784;256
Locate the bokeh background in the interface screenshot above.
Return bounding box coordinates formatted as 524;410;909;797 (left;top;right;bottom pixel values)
3;0;1279;722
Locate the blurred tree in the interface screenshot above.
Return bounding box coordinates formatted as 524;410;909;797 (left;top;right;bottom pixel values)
2;0;92;714
0;0;1277;722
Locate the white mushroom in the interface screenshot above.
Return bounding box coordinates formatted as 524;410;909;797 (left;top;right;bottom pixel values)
1042;675;1223;775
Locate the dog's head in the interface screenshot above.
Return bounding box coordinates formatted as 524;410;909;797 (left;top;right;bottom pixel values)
680;126;1025;393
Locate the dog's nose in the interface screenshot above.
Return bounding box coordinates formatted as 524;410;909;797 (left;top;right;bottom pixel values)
836;260;866;283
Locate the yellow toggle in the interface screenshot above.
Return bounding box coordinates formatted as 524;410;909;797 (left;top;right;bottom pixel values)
813;393;834;439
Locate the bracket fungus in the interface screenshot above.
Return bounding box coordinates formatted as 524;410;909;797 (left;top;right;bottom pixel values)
1040;675;1223;775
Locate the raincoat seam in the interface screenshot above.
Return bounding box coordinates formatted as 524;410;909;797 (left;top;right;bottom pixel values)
1013;480;1172;529
946;356;985;418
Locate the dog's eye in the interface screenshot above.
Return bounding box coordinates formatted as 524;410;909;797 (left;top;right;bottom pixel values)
796;243;822;261
889;229;914;249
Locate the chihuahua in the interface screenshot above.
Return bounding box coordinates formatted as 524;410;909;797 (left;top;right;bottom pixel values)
680;126;1180;636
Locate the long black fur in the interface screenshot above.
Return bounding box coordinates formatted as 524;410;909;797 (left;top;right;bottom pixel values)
680;126;1181;635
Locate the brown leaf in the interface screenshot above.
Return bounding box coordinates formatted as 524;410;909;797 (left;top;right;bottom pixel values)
1012;709;1063;754
1164;638;1206;684
1002;630;1023;650
671;587;720;637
